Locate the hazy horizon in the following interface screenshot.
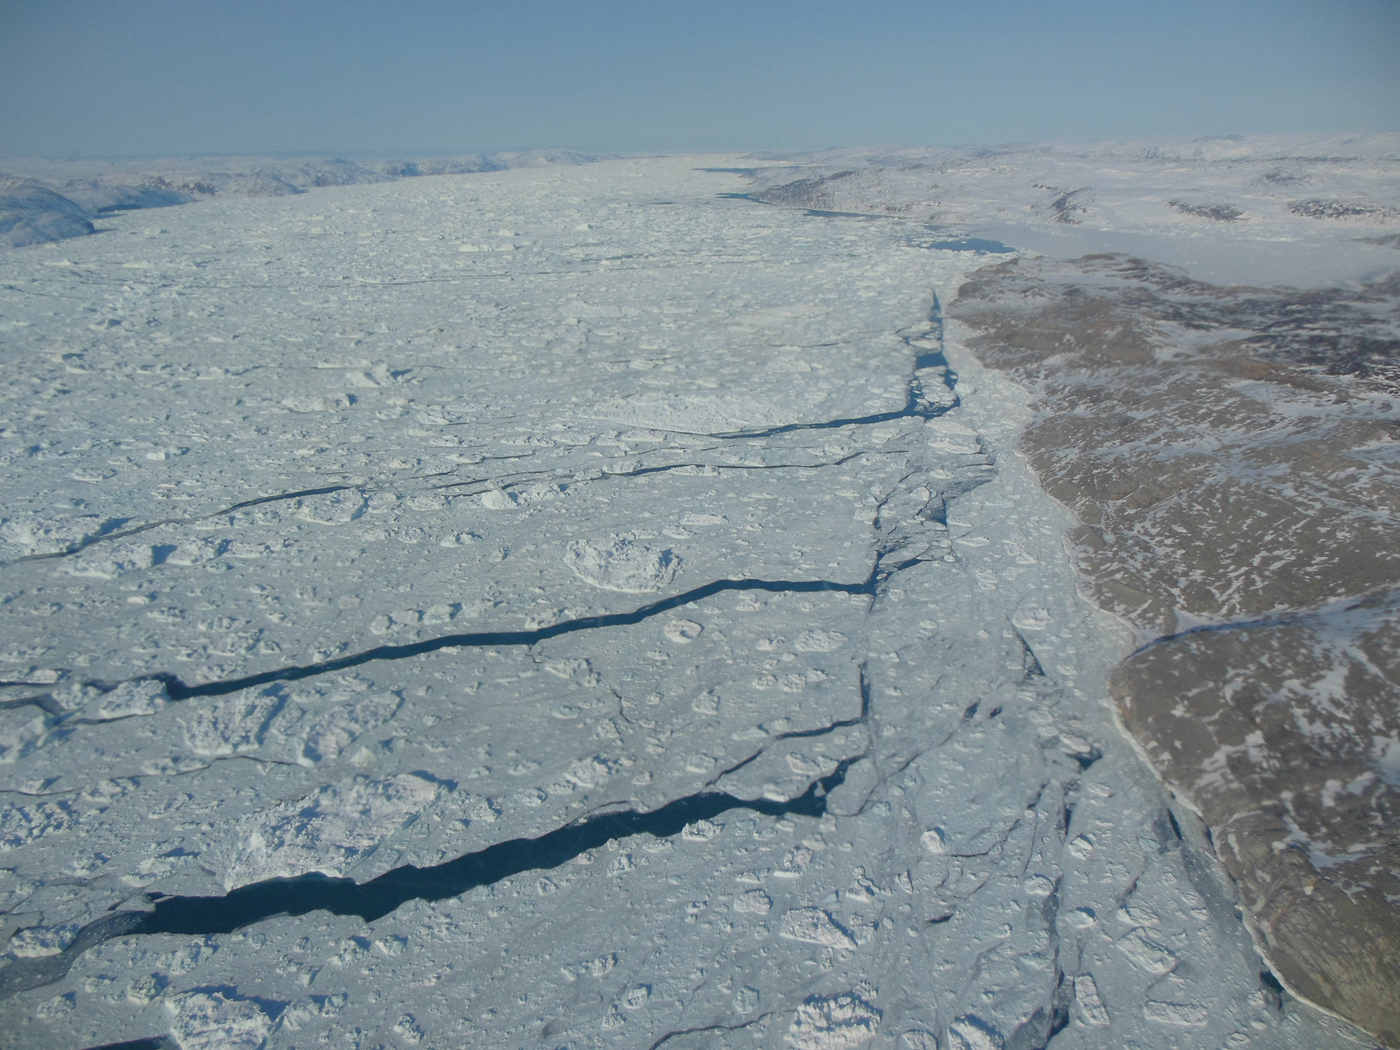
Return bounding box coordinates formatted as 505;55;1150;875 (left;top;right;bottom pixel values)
14;132;1400;168
2;0;1397;162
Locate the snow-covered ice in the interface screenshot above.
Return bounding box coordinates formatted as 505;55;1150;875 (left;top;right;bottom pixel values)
0;154;1385;1049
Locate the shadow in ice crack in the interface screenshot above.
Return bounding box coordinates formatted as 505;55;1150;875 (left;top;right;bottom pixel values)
3;485;355;568
0;760;858;1000
146;575;877;702
103;304;958;704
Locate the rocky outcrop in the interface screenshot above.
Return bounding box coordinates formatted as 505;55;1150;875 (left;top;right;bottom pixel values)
1114;596;1400;1043
950;253;1400;1045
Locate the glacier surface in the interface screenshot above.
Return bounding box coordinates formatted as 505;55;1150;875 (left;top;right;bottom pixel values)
0;153;1387;1049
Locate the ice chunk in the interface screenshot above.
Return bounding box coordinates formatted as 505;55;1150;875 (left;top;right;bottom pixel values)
167;990;274;1050
786;993;880;1049
84;679;169;721
61;542;155;579
1144;1000;1208;1026
733;889;773;914
795;630;848;652
298;692;402;765
297;488;367;524
664;618;703;642
0;708;50;763
947;1015;1003;1050
282;394;350;412
779;908;855;948
564;537;680;592
1074;974;1110;1026
1117;927;1177;975
0;514;110;556
0;799;78;850
5;924;80;958
221;773;438;888
181;691;282;756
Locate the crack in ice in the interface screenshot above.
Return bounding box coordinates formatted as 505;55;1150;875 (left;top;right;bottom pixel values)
0;760;860;999
155;575;879;701
0;484;356;567
646;1011;777;1050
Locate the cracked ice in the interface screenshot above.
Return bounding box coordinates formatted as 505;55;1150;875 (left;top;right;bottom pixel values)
0;157;1373;1050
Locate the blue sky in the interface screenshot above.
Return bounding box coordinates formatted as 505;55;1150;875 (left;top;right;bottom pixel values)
1;0;1396;159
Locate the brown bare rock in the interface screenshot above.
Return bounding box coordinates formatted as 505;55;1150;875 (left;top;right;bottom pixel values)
950;253;1400;1044
1168;199;1245;221
1115;597;1400;1044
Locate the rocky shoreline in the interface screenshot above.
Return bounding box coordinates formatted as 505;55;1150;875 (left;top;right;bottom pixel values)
949;253;1400;1045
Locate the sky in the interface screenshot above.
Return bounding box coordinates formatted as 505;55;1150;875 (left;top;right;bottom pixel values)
0;0;1397;160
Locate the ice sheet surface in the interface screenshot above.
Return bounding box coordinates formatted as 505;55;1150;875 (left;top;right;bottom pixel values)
0;157;1374;1049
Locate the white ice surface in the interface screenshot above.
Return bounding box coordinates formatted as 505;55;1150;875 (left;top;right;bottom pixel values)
746;133;1400;288
0;156;1376;1049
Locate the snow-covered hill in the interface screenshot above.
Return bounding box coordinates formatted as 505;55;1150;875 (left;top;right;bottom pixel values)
0;150;607;248
0;178;94;248
739;133;1400;286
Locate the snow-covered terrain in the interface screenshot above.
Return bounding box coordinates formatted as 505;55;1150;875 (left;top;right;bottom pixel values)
0;151;1391;1049
0;179;95;248
0;151;607;248
738;133;1400;286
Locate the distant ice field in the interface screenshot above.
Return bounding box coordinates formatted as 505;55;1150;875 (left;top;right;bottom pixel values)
0;158;1375;1050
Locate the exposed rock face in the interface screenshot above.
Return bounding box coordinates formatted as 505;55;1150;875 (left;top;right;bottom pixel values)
951;255;1400;635
949;253;1400;1045
1114;596;1400;1042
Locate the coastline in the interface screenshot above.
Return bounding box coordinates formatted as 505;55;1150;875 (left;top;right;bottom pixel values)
947;253;1400;1046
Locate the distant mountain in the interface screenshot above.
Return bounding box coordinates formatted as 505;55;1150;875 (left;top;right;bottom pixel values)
738;132;1400;237
0;150;610;248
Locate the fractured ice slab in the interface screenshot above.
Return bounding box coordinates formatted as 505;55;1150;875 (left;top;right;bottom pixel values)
0;156;1380;1050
